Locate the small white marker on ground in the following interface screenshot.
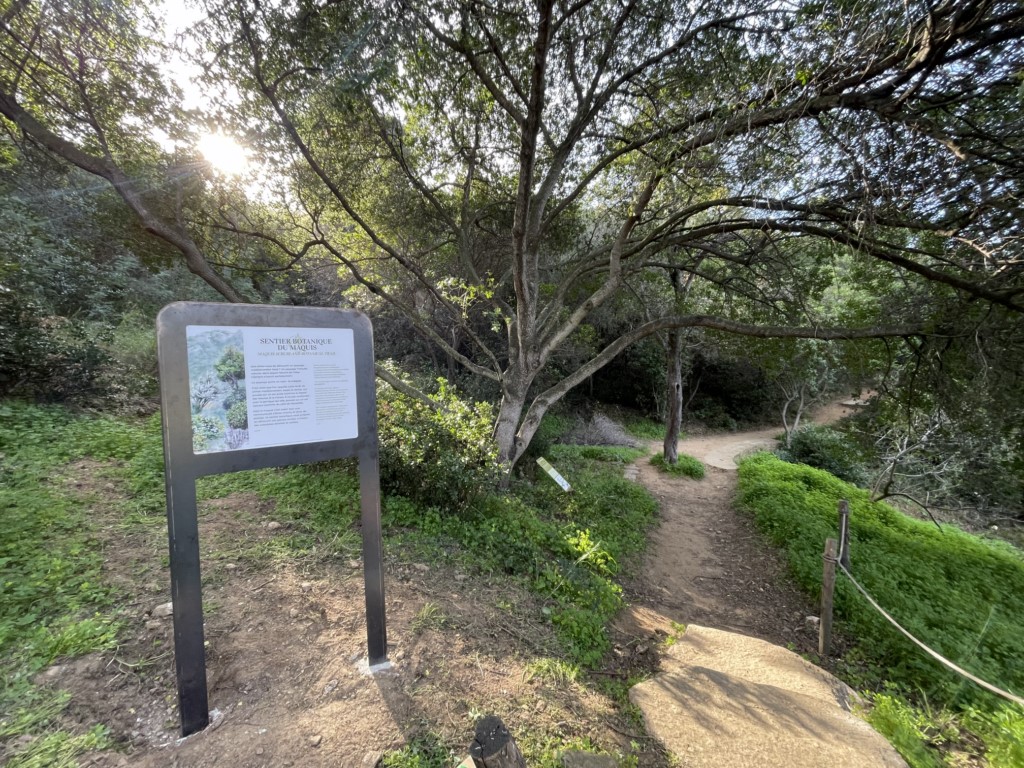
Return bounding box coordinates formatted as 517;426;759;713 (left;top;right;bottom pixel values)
536;457;571;492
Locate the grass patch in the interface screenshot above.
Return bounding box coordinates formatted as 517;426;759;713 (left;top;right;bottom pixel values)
5;724;112;768
650;453;705;479
0;401;366;760
2;402;659;765
58;402;656;671
548;443;646;464
385;443;658;667
737;451;1024;765
411;602;449;634
622;415;666;441
523;657;580;685
0;403;127;759
865;693;946;768
381;732;457;768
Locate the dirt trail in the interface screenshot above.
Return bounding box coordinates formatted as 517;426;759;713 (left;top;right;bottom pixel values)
620;402;859;647
620;403;911;768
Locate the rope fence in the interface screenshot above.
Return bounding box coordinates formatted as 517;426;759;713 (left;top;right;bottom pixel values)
819;501;1024;709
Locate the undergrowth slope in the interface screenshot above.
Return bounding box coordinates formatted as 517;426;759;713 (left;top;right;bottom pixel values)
737;452;1024;765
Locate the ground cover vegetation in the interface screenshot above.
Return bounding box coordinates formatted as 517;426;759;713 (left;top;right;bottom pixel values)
649;453;705;480
0;397;658;765
738;453;1024;767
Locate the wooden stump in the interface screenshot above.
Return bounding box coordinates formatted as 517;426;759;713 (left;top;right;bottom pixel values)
469;715;527;768
819;537;837;656
838;499;851;571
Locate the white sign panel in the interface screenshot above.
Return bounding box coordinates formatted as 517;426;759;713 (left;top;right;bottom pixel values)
537;457;572;492
186;325;358;453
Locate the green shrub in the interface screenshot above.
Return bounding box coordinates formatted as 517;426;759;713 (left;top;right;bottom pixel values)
519;410;573;463
381;443;658;667
650;453;705;479
691;401;738;431
865;693;944;768
381;733;455;768
966;705;1024;768
95;310;159;412
737;453;1024;710
377;368;499;512
0;293;111;403
226;400;248;429
776;425;868;486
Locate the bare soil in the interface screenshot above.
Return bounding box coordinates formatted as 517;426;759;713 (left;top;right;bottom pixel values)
620;401;860;647
36;462;660;768
31;407;853;767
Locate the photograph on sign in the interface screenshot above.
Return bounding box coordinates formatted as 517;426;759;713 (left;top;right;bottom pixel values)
186;325;358;453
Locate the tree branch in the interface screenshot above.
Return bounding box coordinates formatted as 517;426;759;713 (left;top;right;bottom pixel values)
0;89;245;302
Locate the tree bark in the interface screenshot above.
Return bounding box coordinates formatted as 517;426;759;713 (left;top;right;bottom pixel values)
781;383;807;448
493;382;531;466
664;327;683;464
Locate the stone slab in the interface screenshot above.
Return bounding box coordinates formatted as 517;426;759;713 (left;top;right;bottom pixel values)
630;625;907;768
659;625;856;708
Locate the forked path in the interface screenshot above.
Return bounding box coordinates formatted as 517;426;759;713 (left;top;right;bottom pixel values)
621;403;907;768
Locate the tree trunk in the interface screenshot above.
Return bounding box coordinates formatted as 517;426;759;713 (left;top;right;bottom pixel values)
493;383;530;466
664;327;683;464
781;383;807;448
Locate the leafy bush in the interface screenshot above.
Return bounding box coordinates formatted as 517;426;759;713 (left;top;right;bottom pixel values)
737;453;1024;712
0;292;111;403
381;442;659;667
377;368;499;512
518;446;658;664
688;352;783;424
94;310;159;412
226;400;248;429
967;705;1024;768
776;425;868;486
865;694;1024;768
865;693;945;768
589;336;665;414
650;453;705;479
690;401;738;431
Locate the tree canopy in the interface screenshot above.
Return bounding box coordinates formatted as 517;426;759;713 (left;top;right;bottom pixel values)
1;0;1021;464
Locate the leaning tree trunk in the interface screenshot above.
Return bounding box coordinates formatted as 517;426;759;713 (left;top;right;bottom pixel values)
663;327;683;464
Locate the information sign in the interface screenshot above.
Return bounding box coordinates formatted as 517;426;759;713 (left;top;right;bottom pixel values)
186;325;358;452
157;302;387;737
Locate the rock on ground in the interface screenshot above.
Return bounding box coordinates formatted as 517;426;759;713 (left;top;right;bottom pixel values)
630;625;907;768
561;413;639;448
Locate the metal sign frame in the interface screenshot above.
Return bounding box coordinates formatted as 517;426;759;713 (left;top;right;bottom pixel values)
156;302;387;736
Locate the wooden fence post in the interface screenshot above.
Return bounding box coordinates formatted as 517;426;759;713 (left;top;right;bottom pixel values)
468;715;526;768
838;500;851;571
820;538;837;656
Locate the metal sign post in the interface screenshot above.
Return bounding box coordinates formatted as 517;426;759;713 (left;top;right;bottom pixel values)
156;302;387;736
